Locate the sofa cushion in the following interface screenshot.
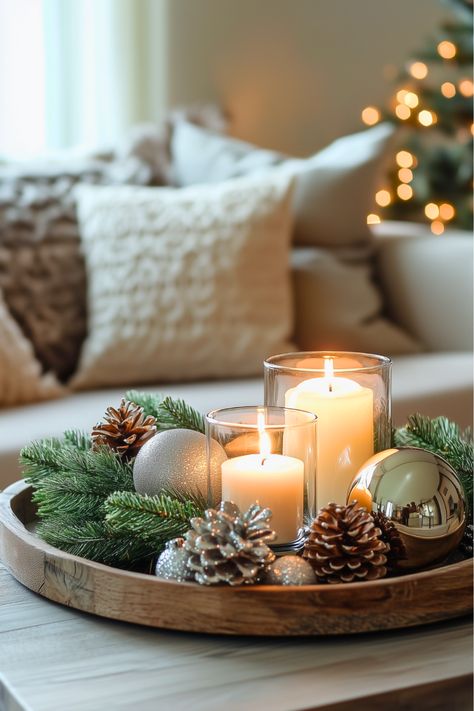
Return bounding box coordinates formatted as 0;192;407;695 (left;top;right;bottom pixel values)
1;352;472;489
72;175;295;389
171;120;395;250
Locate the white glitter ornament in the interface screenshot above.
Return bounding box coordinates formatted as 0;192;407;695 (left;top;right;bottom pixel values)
264;555;316;586
155;538;193;582
133;428;227;497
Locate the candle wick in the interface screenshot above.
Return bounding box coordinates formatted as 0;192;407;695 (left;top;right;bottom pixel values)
329;383;333;393
261;457;266;466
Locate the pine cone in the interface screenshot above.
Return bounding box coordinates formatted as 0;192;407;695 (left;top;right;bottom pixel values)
92;399;156;459
303;502;388;584
373;511;407;569
460;524;473;557
185;501;276;585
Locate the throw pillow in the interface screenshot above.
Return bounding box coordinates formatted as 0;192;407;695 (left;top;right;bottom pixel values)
0;290;64;407
291;248;422;355
72;175;295;389
171;121;396;249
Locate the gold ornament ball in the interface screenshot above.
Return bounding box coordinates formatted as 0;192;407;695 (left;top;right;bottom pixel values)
133;429;227;498
347;447;466;570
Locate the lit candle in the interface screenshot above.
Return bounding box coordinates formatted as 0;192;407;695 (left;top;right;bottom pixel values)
285;357;373;509
221;413;304;544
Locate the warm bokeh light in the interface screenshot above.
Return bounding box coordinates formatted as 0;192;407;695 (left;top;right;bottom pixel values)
418;110;436;126
396;89;409;103
439;203;455;220
459;79;474;97
375;189;392;207
397;184;413;201
395;104;411;120
441;82;456;98
398;168;413;183
404;92;419;108
437;40;457;59
424;203;439;219
431;220;445;235
471;123;474;136
409;61;428;79
396;150;414;168
367;213;381;225
361;106;381;125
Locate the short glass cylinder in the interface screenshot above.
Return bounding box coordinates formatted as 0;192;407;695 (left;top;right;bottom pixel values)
264;352;392;510
206;406;317;551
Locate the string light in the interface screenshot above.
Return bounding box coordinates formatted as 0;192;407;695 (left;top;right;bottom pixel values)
439;203;455;220
397;184;413;200
396;89;409;103
418;110;437;126
396;150;414;168
375;189;392;207
404;92;419;108
395;104;411;120
409;61;428;79
425;203;439;219
361;106;381;125
458;79;474;97
437;40;456;59
441;82;456;98
398;168;413;183
367;213;381;225
431;220;445;235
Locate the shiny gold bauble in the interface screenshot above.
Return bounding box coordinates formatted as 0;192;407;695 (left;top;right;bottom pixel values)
347;447;466;570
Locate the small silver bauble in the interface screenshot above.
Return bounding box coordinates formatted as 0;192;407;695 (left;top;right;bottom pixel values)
264;555;316;585
133;428;227;497
348;447;466;570
155;538;193;582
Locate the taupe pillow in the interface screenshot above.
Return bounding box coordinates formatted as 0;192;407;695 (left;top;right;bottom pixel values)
72;175;295;389
171;121;396;249
0;290;64;407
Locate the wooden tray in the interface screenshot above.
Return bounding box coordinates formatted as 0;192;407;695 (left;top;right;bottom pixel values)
1;480;472;637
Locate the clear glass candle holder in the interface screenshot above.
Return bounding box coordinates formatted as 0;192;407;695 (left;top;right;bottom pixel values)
206;406;317;552
264;352;391;510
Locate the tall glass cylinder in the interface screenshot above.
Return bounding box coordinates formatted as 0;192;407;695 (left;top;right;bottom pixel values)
264;352;391;510
206;406;317;552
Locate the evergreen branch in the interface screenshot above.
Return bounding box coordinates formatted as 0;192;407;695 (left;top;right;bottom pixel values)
37;520;157;567
105;490;201;541
63;430;92;450
20;437;66;483
126;391;205;433
394;413;473;513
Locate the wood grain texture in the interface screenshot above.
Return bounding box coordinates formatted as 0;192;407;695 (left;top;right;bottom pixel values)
0;480;473;638
0;565;472;711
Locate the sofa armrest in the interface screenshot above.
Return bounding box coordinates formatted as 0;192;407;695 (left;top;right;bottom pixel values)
372;221;473;352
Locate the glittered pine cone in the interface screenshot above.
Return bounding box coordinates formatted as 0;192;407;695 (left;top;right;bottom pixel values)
92;399;157;459
303;501;388;584
185;501;276;585
373;511;407;570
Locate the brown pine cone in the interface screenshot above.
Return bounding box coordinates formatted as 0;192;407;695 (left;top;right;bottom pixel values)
92;399;156;459
373;511;407;570
303;501;388;584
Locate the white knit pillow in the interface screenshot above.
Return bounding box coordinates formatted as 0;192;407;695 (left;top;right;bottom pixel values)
0;291;64;406
72;176;294;389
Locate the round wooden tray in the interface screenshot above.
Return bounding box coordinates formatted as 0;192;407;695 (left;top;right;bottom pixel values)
1;480;472;637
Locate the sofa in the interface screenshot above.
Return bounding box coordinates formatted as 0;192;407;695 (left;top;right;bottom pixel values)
0;217;472;490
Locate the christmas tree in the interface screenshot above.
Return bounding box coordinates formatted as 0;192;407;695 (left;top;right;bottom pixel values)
362;0;473;234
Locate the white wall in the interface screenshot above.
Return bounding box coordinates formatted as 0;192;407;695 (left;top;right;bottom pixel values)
163;0;445;155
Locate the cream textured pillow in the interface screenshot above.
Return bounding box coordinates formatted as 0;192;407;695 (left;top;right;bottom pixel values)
0;291;64;406
171;121;396;249
72;176;295;389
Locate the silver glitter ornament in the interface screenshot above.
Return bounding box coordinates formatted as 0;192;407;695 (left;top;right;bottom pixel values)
348;447;466;570
133;428;227;497
264;555;316;585
155;538;193;582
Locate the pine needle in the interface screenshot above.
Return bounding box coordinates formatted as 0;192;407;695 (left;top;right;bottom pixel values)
126;391;205;433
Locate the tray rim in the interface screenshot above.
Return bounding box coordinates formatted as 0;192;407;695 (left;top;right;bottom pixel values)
1;479;473;636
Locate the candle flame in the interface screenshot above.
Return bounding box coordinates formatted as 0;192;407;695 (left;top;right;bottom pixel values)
258;410;271;460
324;356;335;393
